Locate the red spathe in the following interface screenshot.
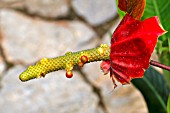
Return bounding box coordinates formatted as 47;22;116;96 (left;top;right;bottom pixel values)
101;14;166;85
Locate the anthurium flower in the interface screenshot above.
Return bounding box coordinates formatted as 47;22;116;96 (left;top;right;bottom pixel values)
101;14;166;86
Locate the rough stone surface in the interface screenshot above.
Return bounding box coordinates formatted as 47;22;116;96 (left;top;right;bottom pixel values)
1;0;70;18
72;0;117;26
0;9;99;64
0;57;6;75
83;62;148;113
0;3;149;113
0;65;103;113
101;17;121;45
0;51;6;76
103;85;148;113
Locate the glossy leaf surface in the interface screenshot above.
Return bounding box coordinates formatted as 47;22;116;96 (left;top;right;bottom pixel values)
132;67;170;113
142;0;170;87
168;95;170;113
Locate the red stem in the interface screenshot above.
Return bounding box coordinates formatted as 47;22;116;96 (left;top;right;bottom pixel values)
150;60;170;71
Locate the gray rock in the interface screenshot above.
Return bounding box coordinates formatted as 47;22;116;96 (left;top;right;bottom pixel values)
0;0;70;18
0;9;99;64
101;18;121;45
0;57;6;76
72;0;117;26
82;62;148;113
0;65;103;113
0;52;6;76
103;85;148;113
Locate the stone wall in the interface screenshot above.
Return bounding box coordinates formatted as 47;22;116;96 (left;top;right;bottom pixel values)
0;0;148;113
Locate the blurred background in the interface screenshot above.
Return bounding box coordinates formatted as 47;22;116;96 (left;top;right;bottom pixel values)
0;0;148;113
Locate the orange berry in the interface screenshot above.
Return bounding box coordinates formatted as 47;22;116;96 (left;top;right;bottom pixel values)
80;55;88;63
66;70;73;78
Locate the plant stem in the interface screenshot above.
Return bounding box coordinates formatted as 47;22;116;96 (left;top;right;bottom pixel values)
150;60;170;71
19;44;170;82
19;44;110;81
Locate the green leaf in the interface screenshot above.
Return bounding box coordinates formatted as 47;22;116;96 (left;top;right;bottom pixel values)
168;95;170;113
142;0;170;43
132;67;170;113
142;0;170;82
159;51;170;87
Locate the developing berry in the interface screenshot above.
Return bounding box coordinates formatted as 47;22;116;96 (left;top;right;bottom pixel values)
80;55;88;63
66;70;73;78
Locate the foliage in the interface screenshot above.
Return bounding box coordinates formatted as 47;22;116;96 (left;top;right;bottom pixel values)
168;95;170;113
132;67;170;113
142;0;170;87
